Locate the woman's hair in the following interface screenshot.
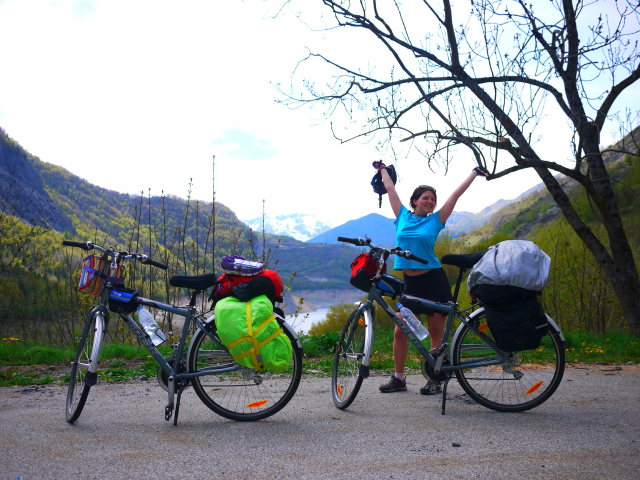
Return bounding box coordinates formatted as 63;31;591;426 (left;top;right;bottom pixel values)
409;185;437;210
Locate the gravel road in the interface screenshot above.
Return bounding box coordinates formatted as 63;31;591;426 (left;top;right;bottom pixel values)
1;364;639;480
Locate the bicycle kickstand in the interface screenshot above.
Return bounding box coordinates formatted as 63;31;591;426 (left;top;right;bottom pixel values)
173;379;188;426
441;372;452;415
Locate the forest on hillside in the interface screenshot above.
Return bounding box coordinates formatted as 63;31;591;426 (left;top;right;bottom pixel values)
1;126;639;345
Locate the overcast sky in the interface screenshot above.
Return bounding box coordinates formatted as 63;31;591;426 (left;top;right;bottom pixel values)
1;0;637;227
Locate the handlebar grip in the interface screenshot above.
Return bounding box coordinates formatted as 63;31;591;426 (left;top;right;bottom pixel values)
408;253;430;266
62;240;91;250
337;236;363;246
144;258;168;270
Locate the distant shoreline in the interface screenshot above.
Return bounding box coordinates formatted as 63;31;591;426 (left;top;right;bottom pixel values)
288;288;365;312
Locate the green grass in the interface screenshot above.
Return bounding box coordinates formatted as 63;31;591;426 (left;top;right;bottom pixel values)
0;337;172;387
564;330;640;364
0;330;638;387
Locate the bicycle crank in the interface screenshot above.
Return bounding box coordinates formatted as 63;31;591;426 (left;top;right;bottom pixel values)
157;356;191;392
421;355;447;383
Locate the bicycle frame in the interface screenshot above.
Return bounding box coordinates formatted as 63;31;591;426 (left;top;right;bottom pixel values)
335;237;567;415
356;284;508;377
86;280;242;423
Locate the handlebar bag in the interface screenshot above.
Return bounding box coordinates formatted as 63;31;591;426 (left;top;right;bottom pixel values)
108;287;139;314
349;252;386;292
214;295;292;371
78;253;124;297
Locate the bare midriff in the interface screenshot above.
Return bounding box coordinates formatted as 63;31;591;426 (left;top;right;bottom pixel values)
403;268;432;276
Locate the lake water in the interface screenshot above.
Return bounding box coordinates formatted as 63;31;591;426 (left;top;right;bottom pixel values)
286;307;329;335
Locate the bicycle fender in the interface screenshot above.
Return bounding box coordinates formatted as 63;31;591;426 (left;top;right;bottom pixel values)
276;316;305;357
545;314;567;349
451;307;486;353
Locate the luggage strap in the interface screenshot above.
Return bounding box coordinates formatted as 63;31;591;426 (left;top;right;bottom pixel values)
226;299;282;370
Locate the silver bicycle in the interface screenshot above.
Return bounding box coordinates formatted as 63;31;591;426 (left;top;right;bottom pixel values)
333;236;566;414
63;240;303;424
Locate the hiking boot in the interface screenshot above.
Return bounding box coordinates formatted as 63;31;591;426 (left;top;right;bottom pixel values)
420;380;442;395
379;375;407;393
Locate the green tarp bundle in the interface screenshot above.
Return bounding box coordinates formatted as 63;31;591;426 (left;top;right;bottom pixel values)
214;295;292;370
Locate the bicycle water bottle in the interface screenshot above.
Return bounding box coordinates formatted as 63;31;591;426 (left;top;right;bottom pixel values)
397;303;429;341
137;307;166;346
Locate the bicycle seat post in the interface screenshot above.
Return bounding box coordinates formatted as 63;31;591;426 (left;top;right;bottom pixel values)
451;267;467;303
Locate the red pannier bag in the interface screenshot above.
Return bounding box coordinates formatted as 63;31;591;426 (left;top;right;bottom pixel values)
210;269;284;307
349;252;385;293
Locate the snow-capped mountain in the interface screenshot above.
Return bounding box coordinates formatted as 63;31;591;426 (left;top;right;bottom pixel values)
243;213;333;242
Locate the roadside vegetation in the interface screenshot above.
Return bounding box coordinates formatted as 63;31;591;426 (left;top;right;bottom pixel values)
1;329;638;387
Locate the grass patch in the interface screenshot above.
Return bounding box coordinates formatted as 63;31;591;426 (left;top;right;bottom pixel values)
0;339;75;366
0;330;638;387
564;330;640;363
0;369;57;387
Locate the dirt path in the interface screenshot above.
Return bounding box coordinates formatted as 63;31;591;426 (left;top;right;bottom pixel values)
1;363;639;480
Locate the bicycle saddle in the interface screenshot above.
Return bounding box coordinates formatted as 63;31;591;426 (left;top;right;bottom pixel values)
440;252;485;269
170;273;218;291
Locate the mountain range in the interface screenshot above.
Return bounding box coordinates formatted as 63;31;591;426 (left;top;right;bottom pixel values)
248;183;544;245
243;214;333;242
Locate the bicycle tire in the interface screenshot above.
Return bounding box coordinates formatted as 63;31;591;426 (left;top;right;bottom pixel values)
66;312;105;423
332;309;370;410
452;309;565;412
188;322;302;422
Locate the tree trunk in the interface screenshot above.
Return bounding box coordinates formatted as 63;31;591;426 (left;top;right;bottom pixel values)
534;163;640;338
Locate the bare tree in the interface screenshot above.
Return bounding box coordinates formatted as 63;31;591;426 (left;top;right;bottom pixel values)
278;0;640;336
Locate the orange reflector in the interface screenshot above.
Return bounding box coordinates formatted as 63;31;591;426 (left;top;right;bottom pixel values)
478;324;489;332
337;385;343;396
358;318;365;326
246;400;268;408
526;381;543;395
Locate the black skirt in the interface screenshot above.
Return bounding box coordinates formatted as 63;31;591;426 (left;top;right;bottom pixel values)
400;268;453;316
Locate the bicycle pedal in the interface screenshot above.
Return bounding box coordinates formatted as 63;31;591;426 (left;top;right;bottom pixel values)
165;403;174;421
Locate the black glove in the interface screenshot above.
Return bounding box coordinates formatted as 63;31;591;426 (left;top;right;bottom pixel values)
372;160;386;170
473;166;488;178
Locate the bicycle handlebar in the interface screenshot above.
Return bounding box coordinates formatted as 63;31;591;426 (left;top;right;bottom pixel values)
336;236;368;246
394;249;430;267
139;256;169;271
62;240;92;251
62;241;168;270
337;236;430;268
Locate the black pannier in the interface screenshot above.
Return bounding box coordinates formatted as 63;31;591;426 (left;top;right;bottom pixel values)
473;284;548;352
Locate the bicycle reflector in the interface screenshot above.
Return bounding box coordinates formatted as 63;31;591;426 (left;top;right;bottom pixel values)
526;381;544;395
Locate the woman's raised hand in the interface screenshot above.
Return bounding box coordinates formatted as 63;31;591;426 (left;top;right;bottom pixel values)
473;166;489;178
372;160;386;170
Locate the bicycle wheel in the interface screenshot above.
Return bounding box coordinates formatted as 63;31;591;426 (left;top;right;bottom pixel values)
66;312;105;423
188;323;302;422
332;309;370;410
452;309;565;412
